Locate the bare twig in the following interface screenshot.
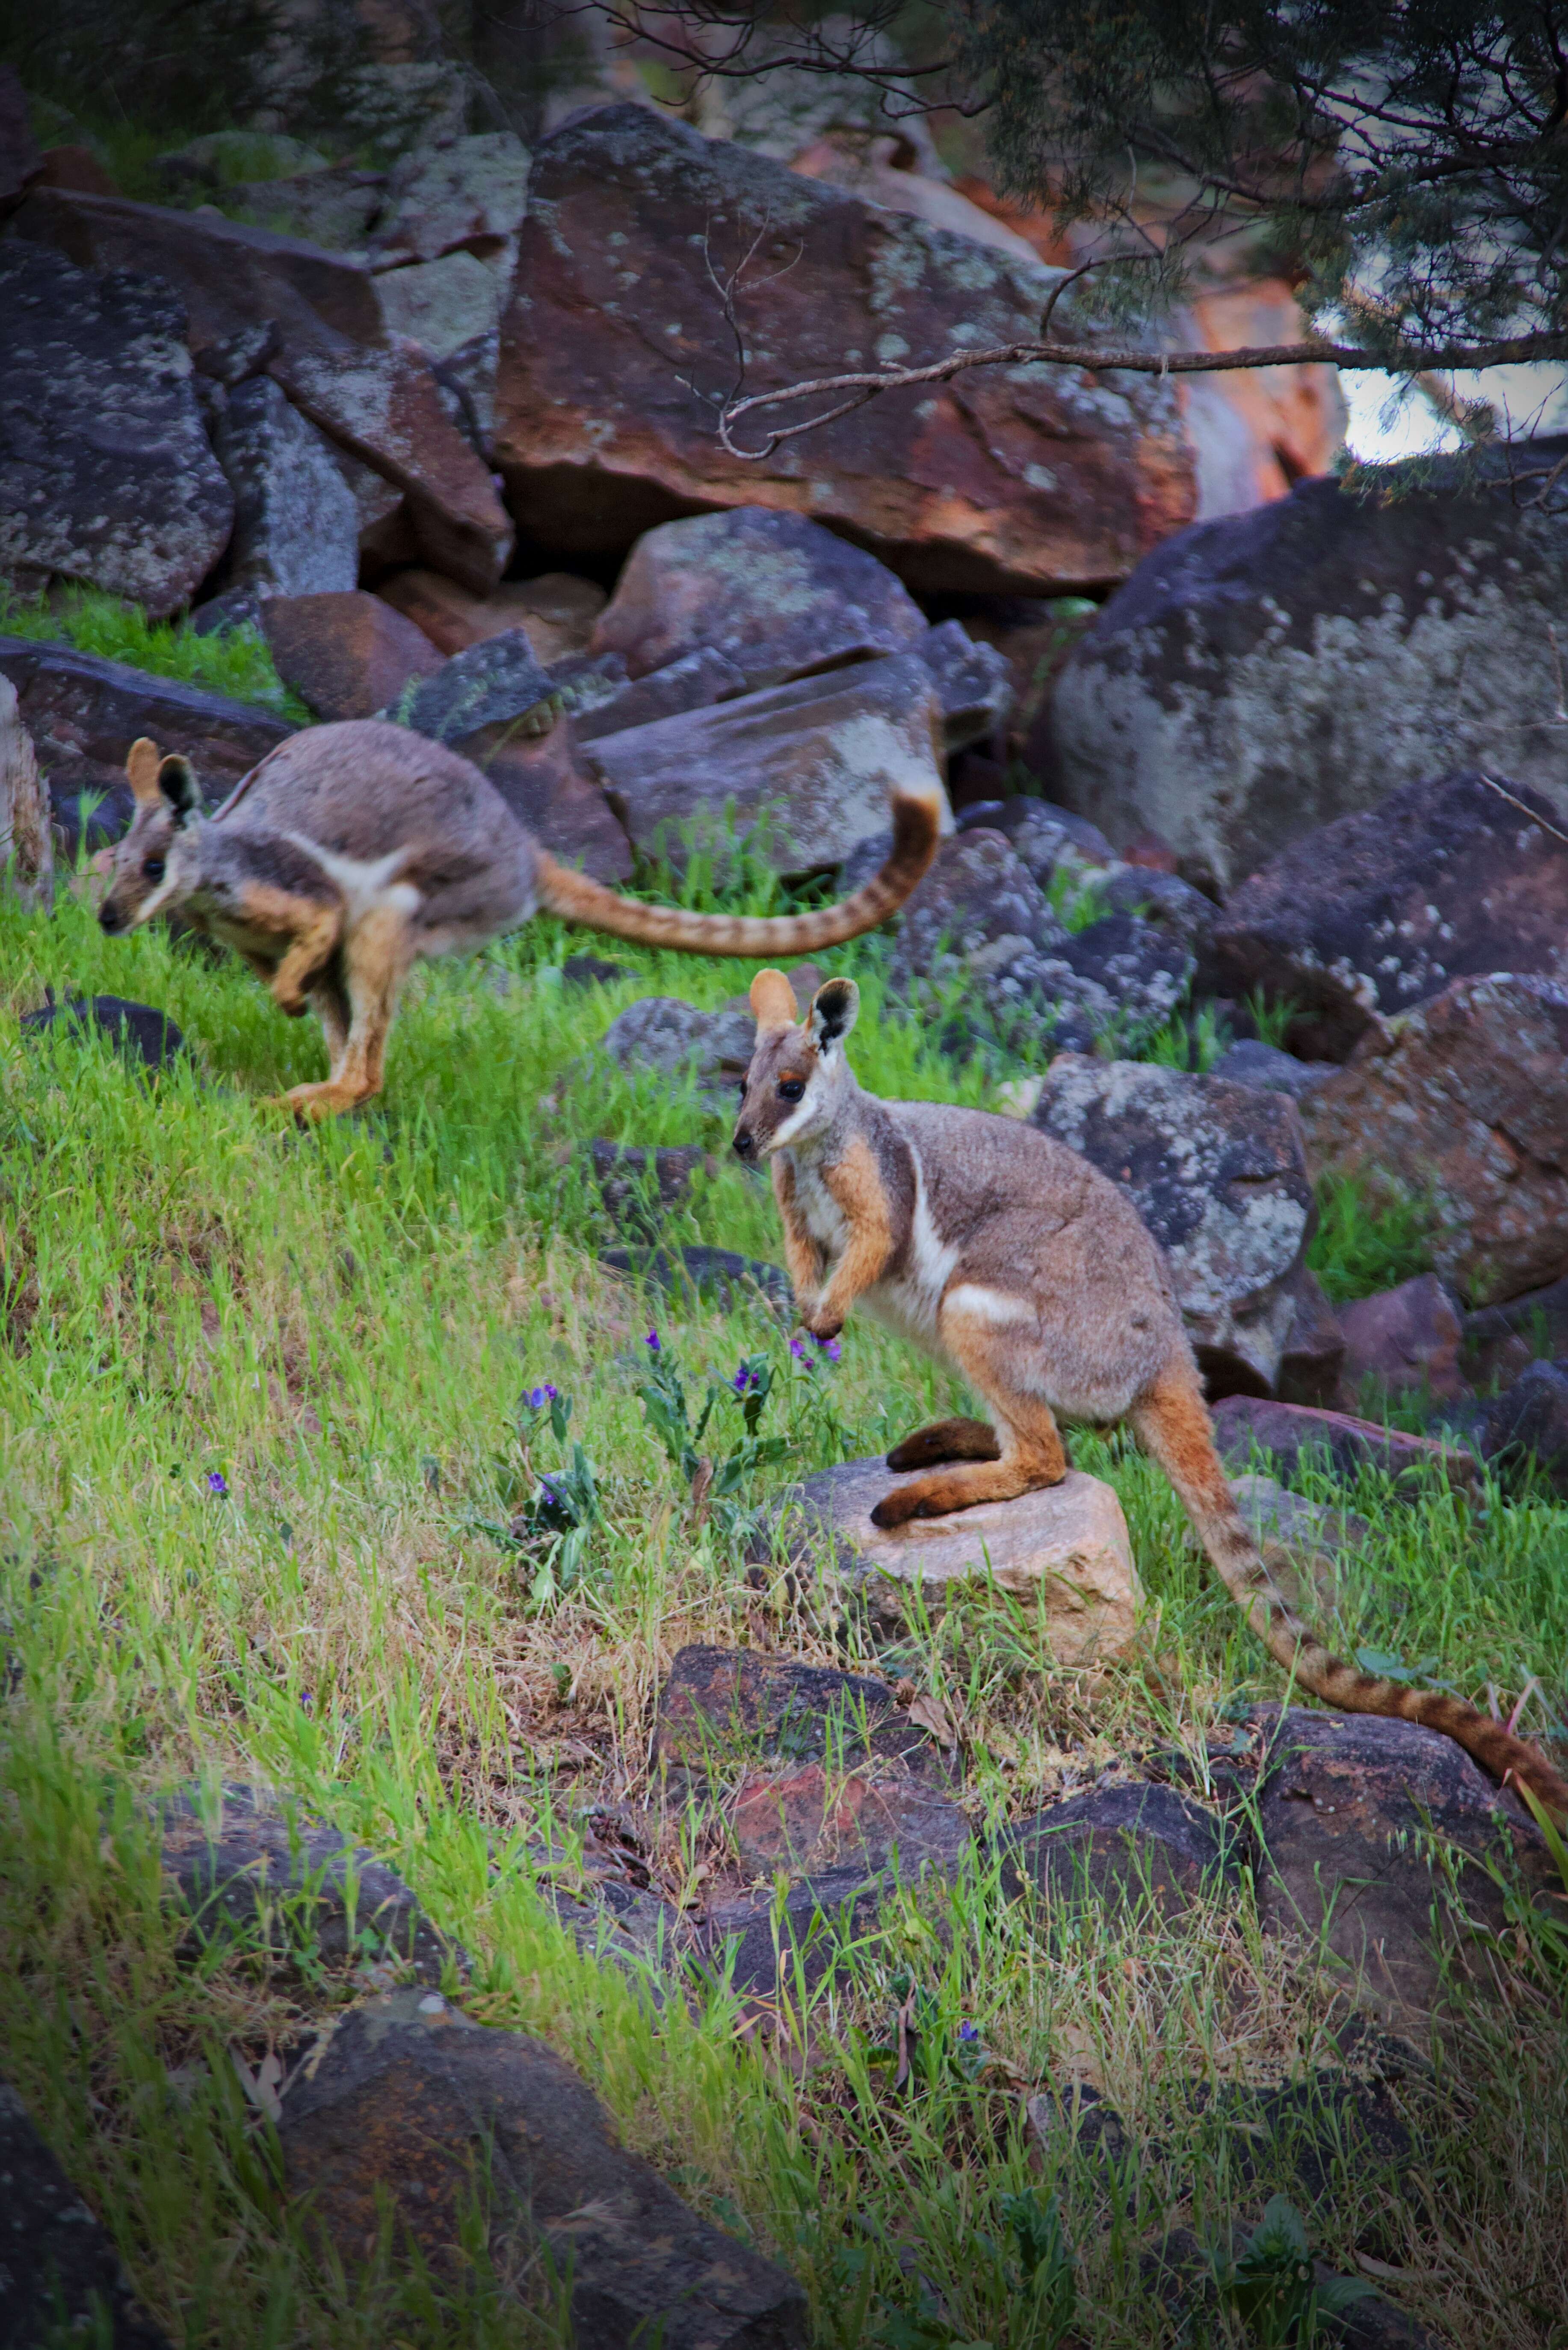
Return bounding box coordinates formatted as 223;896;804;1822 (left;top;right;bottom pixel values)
1476;772;1568;846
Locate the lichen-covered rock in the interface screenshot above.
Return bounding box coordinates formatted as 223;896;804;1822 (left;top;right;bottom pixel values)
1050;448;1568;891
0;240;234;617
1214;769;1568;1059
367;130;530;266
1210;1039;1337;1101
1032;1057;1314;1393
593;996;757;1114
209;375;360;599
592;505;929;684
494;104;1195;593
1460;1275;1568;1391
386;627;557;743
1478;1359;1568;1494
1298;974;1568;1308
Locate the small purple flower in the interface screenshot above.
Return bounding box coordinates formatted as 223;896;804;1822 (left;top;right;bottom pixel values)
206;1471;228;1496
816;1336;842;1364
524;1383;559;1409
789;1335;811;1362
957;2020;980;2043
300;1688;315;1715
732;1363;760;1394
538;1475;560;1504
645;1328;661;1354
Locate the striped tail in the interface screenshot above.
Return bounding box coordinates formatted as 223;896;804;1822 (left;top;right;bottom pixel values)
1131;1370;1568;1824
532;790;941;957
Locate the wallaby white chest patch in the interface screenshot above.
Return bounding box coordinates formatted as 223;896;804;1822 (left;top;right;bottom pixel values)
286;836;420;922
943;1284;1037;1329
865;1156;956;1349
791;1157;849;1257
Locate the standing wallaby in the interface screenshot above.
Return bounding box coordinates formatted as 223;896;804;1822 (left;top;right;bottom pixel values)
734;968;1568;1819
97;722;942;1119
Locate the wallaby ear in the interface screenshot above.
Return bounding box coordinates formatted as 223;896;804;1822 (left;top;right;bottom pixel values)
749;969;799;1030
808;977;860;1055
158;754;201;825
126;738;163;805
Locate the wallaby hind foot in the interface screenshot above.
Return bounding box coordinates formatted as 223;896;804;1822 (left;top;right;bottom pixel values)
885;1418;1001;1471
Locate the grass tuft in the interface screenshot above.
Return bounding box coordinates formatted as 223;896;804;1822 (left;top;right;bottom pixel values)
0;584;311;724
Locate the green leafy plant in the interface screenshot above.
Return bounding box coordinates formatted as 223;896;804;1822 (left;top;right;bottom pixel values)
1207;2196;1371;2347
636;1333;788;1525
1306;1172;1435;1304
0;585;310;722
481;1387;603;1610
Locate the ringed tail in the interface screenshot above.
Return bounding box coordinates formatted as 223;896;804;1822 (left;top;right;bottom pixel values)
1132;1375;1568;1824
532;789;941;956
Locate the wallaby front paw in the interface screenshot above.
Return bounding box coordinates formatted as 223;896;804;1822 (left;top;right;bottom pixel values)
272;990;309;1019
803;1310;844;1343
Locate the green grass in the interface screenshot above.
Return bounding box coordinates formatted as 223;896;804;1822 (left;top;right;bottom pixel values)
2;877;1565;2348
1306;1172;1435;1305
0;585;311;724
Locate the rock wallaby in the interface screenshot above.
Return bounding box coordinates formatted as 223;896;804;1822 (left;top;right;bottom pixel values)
97;721;943;1119
734;968;1568;1820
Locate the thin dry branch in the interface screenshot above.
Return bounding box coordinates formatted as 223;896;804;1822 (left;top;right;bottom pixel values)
715;329;1568;461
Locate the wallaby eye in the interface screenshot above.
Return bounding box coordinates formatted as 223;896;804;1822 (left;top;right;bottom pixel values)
143;857;166;882
778;1078;805;1103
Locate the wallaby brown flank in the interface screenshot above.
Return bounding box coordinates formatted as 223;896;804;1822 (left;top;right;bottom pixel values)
734;967;1568;1820
97;722;942;1119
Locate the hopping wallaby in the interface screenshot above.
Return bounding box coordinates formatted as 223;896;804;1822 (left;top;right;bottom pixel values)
97;722;942;1120
734;968;1568;1819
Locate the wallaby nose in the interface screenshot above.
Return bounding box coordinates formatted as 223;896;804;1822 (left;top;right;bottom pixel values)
98;901;124;935
732;1127;755;1159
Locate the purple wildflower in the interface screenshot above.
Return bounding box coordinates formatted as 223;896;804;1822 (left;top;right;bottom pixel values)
957;2020;980;2043
732;1363;760;1394
789;1335;810;1362
206;1471;228;1496
524;1383;559;1409
645;1328;661;1354
816;1335;842;1363
300;1689;315;1715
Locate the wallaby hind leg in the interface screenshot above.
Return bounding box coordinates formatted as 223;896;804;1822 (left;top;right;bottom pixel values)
309;959;352;1071
886;1418;1000;1471
873;1311;1066;1526
272;903;414;1121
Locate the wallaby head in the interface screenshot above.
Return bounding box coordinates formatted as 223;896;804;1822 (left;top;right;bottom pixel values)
734;968;861;1161
98;739;204;936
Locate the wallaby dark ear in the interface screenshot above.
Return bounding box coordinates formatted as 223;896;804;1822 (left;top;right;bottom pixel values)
807;977;859;1055
158;754;201;825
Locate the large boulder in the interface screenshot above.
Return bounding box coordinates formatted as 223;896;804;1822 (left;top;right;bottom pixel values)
1048;448;1568;892
0;240;234;617
493;104;1195;594
0;635;290;846
365;131;531;266
1214;769;1568;1059
1336;1275;1465;1406
591;506;928;685
583;652;950;877
1212;1395;1478;1490
259;590;442;721
1032;1057;1315;1394
774;1457;1143;1658
1298;974;1568;1308
278;1985;809;2343
208;375;361;600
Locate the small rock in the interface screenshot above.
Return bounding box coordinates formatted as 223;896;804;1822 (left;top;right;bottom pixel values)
593;996;756;1110
654;1646;920;1772
590;505;929;687
1275;1265;1348;1409
1032;1057;1314;1396
382;627;557;743
699;1870;889;2003
774;1460;1142;1660
568;646;745;744
21;996;186;1074
588;1141;705;1243
976;794;1115;882
1212;1396;1479;1492
1090;863;1220;963
0;240;234;619
1211;1038;1338;1100
1299;974;1568;1308
1251;1705;1556;2021
209;375;361;601
1001;1782;1238;1917
731;1762;970;1879
379;567;606;661
278;1986;809;2343
1477;1359;1568;1495
585;654;950;881
600;1245;793;1315
562;953;630;989
157;1785;456;1983
1215;768;1568;1060
260;589;444;722
911;619;1015;750
0;2080;172;2348
221;161;386;253
1337;1275;1466;1406
1459;1274;1568;1391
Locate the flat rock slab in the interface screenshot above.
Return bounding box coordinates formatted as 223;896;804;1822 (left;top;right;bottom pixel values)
1249;1706;1556;2025
1031;1054;1314;1397
1299;973;1568;1309
1214;768;1568;1060
157;1784;456;1984
655;1645;925;1773
0;239;234;617
601;1245;793;1316
730;1761;970;1879
776;1461;1142;1662
0;2079;171;2348
1001;1782;1240;1918
279;1986;808;2345
1213;1395;1479;1492
260;589;442;721
495;105;1194;595
209;375;361;601
584;652;950;879
22;996;186;1074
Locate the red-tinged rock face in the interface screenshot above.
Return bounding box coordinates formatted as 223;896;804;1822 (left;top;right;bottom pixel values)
493;106;1196;595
